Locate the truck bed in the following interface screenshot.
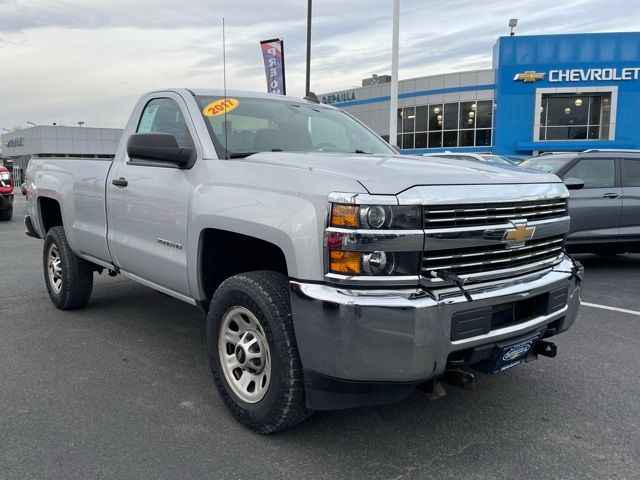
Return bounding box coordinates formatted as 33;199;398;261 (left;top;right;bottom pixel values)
28;156;114;264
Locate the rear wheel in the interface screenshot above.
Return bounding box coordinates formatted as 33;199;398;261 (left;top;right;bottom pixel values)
0;206;12;221
206;271;311;433
43;226;93;309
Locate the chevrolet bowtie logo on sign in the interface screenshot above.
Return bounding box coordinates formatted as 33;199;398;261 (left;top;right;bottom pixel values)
513;71;545;82
503;221;536;248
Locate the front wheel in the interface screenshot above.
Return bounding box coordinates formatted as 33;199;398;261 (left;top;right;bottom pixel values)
43;226;94;309
206;271;311;433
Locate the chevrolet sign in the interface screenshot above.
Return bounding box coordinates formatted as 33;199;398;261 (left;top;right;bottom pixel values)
514;67;640;83
549;67;640;82
513;71;545;82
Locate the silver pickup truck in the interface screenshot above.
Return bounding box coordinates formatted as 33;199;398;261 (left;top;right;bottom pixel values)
25;89;583;433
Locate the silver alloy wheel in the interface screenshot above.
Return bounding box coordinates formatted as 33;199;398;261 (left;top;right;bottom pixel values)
47;243;63;294
218;306;271;403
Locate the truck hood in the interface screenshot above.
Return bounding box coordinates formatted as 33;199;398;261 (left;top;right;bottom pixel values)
239;152;561;195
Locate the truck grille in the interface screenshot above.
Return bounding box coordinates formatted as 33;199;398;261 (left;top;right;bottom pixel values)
422;235;565;277
423;199;568;229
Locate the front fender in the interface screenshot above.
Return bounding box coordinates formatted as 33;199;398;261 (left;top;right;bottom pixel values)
188;186;327;300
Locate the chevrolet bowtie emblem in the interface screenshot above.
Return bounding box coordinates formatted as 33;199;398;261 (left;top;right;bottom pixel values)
503;222;536;248
513;71;545;82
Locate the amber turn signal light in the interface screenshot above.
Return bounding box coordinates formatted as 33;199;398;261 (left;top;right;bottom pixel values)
329;251;362;275
330;204;359;228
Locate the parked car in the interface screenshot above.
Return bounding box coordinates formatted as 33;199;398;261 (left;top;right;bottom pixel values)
423;152;516;166
0;165;14;221
26;89;583;433
520;150;640;254
504;155;528;165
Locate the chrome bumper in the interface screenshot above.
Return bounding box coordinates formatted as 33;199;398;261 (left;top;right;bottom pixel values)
290;255;582;383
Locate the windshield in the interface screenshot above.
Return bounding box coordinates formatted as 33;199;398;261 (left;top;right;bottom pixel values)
196;96;396;157
519;155;575;173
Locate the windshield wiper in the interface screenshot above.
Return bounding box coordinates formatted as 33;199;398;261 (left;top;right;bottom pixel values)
354;149;372;154
227;149;284;158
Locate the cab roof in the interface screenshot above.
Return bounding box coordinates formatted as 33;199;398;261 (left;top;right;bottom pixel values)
146;88;329;107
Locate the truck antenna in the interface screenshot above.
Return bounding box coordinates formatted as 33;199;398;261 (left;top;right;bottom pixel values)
222;17;229;159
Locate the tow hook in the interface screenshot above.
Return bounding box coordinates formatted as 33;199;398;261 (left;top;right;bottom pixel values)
419;369;475;401
533;340;557;358
418;380;447;401
441;369;474;391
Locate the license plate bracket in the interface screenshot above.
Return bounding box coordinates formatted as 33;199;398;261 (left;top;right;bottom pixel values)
489;333;540;374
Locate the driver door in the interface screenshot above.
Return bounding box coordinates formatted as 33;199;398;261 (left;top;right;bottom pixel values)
107;94;196;295
562;157;622;244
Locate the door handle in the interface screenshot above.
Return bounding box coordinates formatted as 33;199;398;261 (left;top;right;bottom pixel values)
602;192;619;199
112;177;128;188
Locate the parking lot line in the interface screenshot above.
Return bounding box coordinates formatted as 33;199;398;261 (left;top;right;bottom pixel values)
582;302;640;317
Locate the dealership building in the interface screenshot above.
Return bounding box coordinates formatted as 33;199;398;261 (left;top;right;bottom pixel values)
1;125;123;183
320;32;640;156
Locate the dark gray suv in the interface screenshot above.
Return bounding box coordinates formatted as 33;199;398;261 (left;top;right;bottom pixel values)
521;150;640;255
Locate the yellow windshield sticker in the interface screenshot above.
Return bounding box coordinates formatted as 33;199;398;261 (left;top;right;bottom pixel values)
203;98;239;116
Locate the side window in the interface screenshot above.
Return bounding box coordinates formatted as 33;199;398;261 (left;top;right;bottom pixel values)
622;158;640;187
137;98;193;149
563;159;615;188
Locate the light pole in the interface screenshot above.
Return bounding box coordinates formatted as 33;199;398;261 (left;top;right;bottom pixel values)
26;121;36;127
78;121;85;127
305;0;312;95
509;18;518;36
388;0;400;148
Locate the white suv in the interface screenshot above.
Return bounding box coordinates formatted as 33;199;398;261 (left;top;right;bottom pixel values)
423;152;515;166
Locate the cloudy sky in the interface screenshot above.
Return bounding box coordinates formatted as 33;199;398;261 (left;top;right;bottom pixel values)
0;0;638;130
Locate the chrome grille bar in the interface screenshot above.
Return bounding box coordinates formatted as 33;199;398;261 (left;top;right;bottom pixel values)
422;235;565;277
424;199;568;229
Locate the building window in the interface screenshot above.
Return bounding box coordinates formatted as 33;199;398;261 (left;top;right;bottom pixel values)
398;100;493;149
539;93;611;141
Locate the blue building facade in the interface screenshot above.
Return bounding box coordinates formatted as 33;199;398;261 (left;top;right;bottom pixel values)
319;32;640;156
493;32;640;155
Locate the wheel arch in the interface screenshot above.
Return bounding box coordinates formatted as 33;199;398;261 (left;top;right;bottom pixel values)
38;196;63;233
197;228;290;303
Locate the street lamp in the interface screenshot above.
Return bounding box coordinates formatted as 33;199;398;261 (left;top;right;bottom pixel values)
305;0;312;95
509;18;518;36
78;121;85;127
388;0;400;147
26;121;36;127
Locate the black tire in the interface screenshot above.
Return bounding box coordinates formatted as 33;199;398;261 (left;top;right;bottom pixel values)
0;206;12;221
206;271;311;433
43;226;94;309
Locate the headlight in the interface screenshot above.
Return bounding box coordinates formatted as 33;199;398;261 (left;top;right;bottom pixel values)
326;196;422;280
360;205;391;229
330;203;420;230
0;172;10;180
362;251;395;275
328;248;419;276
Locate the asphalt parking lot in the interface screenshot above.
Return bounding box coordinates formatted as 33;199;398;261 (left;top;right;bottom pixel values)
1;198;639;480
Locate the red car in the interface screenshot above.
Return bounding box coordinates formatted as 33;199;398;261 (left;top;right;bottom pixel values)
0;165;14;221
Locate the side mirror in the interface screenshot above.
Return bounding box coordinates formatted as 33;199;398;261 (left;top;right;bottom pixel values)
563;177;585;190
127;133;193;166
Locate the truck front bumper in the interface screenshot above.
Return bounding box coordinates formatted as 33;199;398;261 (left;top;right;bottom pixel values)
0;192;13;210
290;255;582;410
